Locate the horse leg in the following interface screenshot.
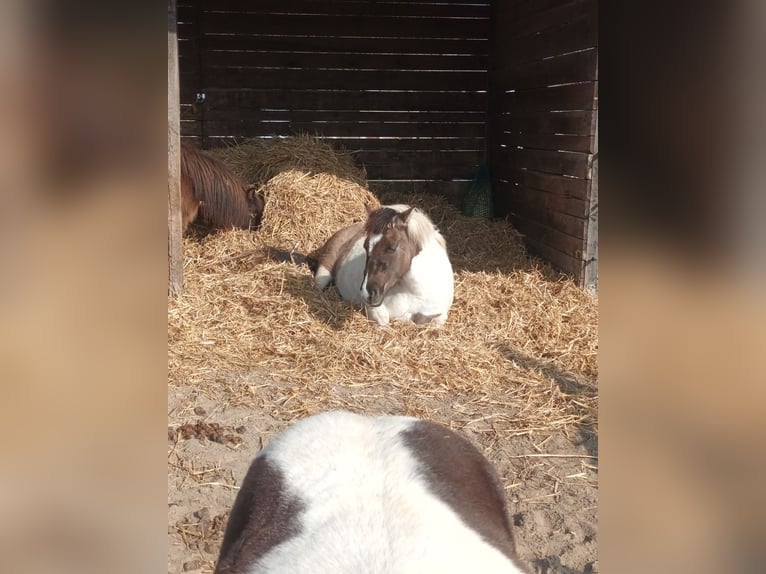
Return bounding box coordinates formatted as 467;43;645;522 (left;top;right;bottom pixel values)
181;176;200;232
365;304;390;327
314;265;333;290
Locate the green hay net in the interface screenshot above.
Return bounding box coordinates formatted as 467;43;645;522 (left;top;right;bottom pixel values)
461;162;494;219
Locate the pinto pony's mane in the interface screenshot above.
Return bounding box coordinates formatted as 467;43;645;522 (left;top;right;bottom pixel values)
181;142;259;229
365;204;446;252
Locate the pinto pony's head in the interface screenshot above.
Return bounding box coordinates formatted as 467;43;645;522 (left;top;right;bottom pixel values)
360;204;439;307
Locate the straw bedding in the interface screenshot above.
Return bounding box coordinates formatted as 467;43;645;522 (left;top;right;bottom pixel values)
169;135;597;436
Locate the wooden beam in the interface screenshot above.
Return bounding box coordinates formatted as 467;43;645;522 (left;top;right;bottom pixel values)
168;0;183;297
582;106;598;292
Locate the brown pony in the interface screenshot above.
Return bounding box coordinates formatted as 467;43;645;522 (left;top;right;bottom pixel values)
180;142;265;232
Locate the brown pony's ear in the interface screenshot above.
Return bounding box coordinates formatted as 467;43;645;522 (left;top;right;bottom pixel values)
364;203;377;214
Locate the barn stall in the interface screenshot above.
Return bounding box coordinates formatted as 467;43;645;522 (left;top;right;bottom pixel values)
172;0;598;289
168;1;598;573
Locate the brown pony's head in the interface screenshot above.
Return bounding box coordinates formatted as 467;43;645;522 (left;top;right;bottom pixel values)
361;205;419;307
246;186;265;230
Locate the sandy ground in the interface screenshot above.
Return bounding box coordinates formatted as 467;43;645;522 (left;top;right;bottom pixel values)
168;372;597;573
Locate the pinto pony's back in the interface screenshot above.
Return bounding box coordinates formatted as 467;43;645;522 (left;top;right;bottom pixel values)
180;143;264;232
214;411;530;574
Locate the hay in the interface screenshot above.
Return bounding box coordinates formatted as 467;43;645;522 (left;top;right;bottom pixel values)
207;135;378;252
169;135;598;438
257;170;379;253
208;133;367;188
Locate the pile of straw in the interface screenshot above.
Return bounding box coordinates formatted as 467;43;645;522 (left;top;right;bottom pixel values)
209;135;378;252
169;136;597;436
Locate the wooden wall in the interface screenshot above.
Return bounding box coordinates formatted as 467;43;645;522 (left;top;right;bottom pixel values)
175;0;599;286
488;0;598;287
177;0;491;203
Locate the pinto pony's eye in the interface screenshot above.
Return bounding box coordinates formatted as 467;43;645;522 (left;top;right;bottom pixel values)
385;241;400;253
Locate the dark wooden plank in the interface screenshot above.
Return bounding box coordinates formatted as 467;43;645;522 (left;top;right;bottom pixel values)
501;0;584;20
501;82;597;113
176;5;197;23
369;180;469;203
522;234;583;277
178;41;199;60
509;215;585;259
337;138;486;152
180;135;202;147
196;109;486;124
505;195;587;239
354;149;483;179
205;0;491;18
179;67;200;83
179;79;202;100
493;167;590;199
202;67;487;91
202;89;487;112
493;180;587;218
201;13;489;39
497;48;597;91
179;85;204;102
499;132;593;153
180;119;202;137
353;149;483;167
364;162;477;180
201;119;486;138
504;14;597;65
176;22;198;39
508;0;597;39
498;148;589;179
180;103;200;120
203;50;488;72
496;110;594;136
203;35;489;56
199;135;485;152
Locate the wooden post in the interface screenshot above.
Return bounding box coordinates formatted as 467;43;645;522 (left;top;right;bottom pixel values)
168;0;183;297
583;107;598;292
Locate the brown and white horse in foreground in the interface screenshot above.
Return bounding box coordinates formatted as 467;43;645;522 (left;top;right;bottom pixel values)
214;411;530;574
180;142;265;233
311;204;455;326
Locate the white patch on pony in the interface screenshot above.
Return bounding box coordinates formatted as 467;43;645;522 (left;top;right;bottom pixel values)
314;265;332;290
365;233;382;255
249;411;526;574
334;239;367;304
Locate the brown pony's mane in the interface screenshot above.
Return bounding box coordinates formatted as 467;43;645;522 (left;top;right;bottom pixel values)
364;205;446;251
180;142;257;229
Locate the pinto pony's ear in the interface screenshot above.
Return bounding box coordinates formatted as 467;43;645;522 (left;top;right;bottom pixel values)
364;203;377;215
395;207;415;225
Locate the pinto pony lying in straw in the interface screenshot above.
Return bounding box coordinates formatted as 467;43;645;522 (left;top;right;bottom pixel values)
180;142;265;233
213;411;530;574
310;204;455;326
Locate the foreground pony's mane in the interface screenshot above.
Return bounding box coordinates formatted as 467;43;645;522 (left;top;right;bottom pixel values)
365;204;446;251
181;142;254;229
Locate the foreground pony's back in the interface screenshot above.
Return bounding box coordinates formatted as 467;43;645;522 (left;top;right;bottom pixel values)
214;411;530;574
312;204;454;326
